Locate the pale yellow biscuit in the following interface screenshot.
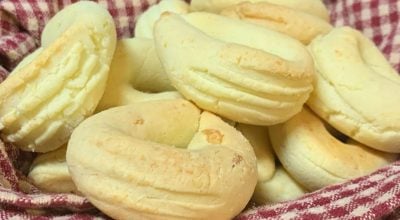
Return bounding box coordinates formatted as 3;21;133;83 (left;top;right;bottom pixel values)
0;1;116;152
135;0;189;38
96;37;181;112
221;2;332;44
190;0;329;21
269;108;397;191
154;12;314;125
307;27;400;152
28;145;77;194
235;125;305;204
253;166;307;205
13;48;43;73
67;99;257;220
236;124;275;182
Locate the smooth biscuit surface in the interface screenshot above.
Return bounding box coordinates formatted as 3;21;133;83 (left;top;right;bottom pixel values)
67;99;257;220
28;145;77;194
269;108;397;191
253;166;307;204
135;0;189;38
236;124;275;182
96;37;181;112
308;27;400;152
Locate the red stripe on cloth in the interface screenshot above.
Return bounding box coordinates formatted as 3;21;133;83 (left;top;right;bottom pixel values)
342;0;351;25
0;65;8;82
237;162;400;219
0;209;107;220
0;142;20;192
0;18;19;36
352;2;363;30
0;32;37;69
12;1;30;31
325;0;400;72
28;1;47;40
0;187;95;211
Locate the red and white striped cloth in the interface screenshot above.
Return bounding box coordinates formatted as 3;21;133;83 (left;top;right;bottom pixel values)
0;0;399;219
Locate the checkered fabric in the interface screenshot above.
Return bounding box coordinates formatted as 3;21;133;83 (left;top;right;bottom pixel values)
0;0;399;219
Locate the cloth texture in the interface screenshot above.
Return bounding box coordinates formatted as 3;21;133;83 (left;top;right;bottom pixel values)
0;0;399;219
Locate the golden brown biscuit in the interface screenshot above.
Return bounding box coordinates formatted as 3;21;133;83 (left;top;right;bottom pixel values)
154;12;314;125
221;2;332;44
269;108;397;191
0;1;116;152
190;0;330;21
307;27;400;152
67;99;257;220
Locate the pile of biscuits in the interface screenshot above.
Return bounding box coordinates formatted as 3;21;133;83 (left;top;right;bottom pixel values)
0;0;399;219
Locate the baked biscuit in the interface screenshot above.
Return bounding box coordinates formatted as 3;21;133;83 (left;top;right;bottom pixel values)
235;125;306;204
0;1;116;152
190;0;329;21
135;0;189;38
67;99;257;220
236;124;275;182
154;12;314;125
221;2;332;44
253;166;307;204
96;38;181;112
28;145;77;194
13;48;43;73
269;108;397;191
307;27;400;152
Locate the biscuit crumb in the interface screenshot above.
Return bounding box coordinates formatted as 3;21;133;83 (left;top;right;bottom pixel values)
232;154;243;168
133;118;144;125
202;129;224;144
